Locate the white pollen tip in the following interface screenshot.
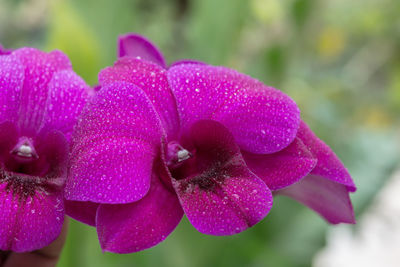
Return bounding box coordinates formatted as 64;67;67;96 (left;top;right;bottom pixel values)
18;144;32;155
177;149;190;162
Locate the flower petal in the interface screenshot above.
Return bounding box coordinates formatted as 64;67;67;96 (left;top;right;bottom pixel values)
11;48;72;137
0;53;24;124
277;175;355;224
172;120;272;235
26;130;68;179
0;50;90;141
297;121;356;191
66;81;164;204
97;171;183;253
41;70;93;141
118;33;167;68
65;200;99;226
167;64;300;154
99;58;180;140
0;183;64;252
0;44;11;55
169;59;206;67
0;122;18;160
242;137;317;190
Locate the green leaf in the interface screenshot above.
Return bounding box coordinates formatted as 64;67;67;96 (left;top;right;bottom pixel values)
46;0;102;85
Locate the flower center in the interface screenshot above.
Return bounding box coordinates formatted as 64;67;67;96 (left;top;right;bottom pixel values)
0;121;68;199
166;141;192;169
11;137;38;162
3;136;46;177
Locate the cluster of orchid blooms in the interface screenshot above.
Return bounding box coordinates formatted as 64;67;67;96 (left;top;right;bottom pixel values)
0;34;356;253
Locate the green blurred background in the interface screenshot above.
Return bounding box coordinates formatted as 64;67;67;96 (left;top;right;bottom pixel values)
1;0;399;266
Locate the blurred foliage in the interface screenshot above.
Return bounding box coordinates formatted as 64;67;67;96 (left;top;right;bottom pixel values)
0;0;399;266
46;0;102;85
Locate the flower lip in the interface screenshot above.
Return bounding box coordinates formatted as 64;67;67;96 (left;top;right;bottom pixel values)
170;120;273;235
0;169;44;199
0;126;68;185
0;130;68;199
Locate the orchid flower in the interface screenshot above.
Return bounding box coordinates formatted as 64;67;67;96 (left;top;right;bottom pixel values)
65;34;356;253
0;47;91;252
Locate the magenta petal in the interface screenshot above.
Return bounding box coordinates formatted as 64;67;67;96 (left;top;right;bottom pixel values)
41;70;93;141
0;122;18;160
274;122;356;224
242;137;317;190
172;120;272;235
175;174;272;235
277;175;355;224
65;200;99;226
99;58;180;140
169;59;206;67
0;183;64;252
66;81;164;204
97;173;183;253
118;33;167;68
167;64;300;154
0;53;24;124
11;48;72;136
68;138;155;204
0;44;12;55
297;121;356;191
32;130;68;180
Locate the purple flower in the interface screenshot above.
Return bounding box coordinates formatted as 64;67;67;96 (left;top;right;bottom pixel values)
0;48;91;252
65;34;356;253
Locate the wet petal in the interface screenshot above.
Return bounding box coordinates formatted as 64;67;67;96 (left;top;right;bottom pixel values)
169;59;206;67
0;122;18;160
0;49;90;141
66;81;164;204
172;120;272;235
118;33;167;68
99;58;180;140
0;44;11;55
0;53;24;124
277;175;355;224
168;64;300;154
243;137;317;190
22;130;68;179
297;121;356;191
12;48;71;136
65;200;99;226
0;183;64;252
97;172;183;253
41;70;93;141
